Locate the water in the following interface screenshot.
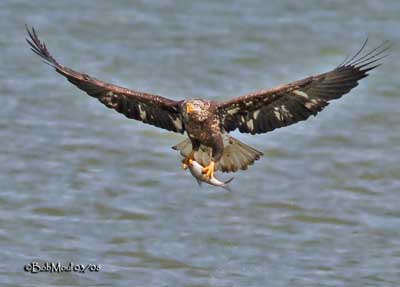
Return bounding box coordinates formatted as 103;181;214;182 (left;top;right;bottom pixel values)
1;1;400;286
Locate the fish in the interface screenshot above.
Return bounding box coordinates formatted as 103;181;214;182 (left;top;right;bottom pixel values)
186;159;234;191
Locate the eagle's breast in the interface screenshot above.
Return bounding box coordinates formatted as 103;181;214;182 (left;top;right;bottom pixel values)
182;99;221;145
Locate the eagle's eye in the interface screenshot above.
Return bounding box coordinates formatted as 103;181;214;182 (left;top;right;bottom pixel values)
186;103;196;114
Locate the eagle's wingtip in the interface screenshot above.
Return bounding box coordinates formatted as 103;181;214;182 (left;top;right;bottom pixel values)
25;24;58;68
340;39;392;72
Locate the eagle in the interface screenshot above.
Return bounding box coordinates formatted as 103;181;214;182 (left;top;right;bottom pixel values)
26;26;389;179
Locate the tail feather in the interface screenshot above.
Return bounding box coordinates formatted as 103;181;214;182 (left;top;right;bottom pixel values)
172;138;192;155
172;135;263;173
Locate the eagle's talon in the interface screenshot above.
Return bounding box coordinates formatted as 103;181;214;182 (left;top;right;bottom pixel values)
182;151;195;170
182;158;194;170
202;161;215;178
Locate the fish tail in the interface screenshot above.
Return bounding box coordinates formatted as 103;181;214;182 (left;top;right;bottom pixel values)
222;177;234;192
224;177;234;184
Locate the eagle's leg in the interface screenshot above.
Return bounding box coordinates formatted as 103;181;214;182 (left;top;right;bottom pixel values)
202;136;223;178
182;140;200;170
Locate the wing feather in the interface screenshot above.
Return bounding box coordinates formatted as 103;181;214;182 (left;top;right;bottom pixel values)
218;40;390;134
26;26;185;133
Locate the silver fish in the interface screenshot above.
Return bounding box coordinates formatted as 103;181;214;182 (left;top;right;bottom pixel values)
187;159;233;191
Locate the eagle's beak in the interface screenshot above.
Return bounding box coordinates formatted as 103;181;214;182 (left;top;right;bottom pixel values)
186;103;195;114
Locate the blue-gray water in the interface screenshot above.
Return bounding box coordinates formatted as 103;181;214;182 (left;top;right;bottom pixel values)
1;1;400;286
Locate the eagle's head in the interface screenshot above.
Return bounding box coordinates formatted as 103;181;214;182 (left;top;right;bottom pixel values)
182;99;210;122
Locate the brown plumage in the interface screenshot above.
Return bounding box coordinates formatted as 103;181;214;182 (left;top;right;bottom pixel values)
26;27;184;134
219;39;390;134
26;26;390;176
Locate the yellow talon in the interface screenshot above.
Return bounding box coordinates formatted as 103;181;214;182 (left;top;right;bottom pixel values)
202;161;215;178
182;151;195;170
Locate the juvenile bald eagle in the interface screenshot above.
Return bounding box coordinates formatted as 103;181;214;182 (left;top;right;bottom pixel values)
26;26;389;179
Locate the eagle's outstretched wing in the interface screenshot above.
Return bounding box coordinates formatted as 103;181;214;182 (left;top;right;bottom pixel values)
218;40;390;134
26;26;185;133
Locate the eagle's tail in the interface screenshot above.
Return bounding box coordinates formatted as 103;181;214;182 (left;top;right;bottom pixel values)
172;136;263;173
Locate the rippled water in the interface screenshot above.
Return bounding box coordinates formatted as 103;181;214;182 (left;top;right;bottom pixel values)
1;1;400;286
